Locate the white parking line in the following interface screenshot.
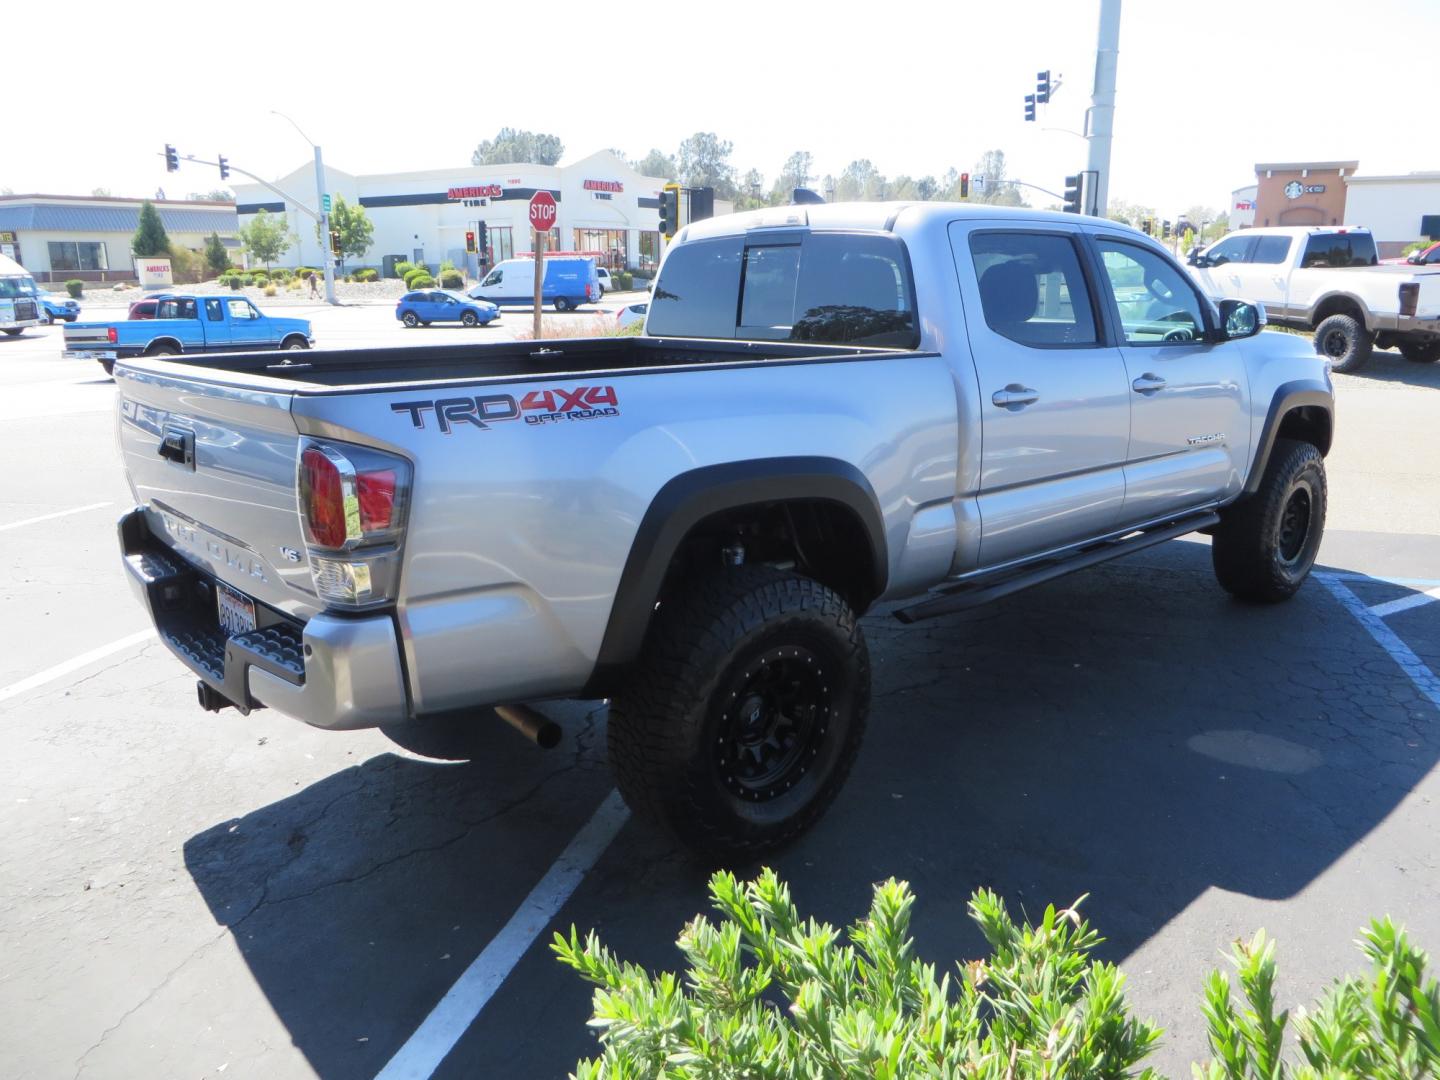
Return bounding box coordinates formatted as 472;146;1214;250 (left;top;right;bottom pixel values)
1317;573;1440;710
1368;587;1440;619
0;630;158;706
0;501;112;533
373;788;631;1080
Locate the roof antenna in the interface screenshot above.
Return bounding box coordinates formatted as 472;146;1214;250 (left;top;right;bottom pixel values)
791;187;825;205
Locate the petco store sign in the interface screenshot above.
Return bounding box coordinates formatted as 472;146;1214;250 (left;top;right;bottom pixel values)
447;184;504;200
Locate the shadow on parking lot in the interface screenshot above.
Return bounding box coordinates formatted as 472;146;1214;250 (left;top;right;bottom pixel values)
184;540;1440;1078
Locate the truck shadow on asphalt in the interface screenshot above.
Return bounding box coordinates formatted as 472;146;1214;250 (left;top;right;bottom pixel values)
183;539;1440;1078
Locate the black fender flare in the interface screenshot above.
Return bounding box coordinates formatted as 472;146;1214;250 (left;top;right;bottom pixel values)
587;457;887;690
1243;379;1333;494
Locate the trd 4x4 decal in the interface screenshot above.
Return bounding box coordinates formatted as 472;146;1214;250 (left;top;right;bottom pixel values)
391;385;620;433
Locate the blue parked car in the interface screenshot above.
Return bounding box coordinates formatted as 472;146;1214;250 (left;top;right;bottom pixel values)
396;289;500;328
467;256;601;311
38;288;81;323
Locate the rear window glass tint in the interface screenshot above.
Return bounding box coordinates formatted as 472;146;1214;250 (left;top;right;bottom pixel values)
646;237;744;339
790;233;917;347
1302;233;1378;268
1250;236;1292;264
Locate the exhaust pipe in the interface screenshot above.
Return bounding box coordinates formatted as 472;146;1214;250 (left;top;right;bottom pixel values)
495;704;562;750
196;680;235;713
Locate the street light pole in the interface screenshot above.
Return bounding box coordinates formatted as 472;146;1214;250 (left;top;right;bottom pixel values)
272;111;336;306
1084;0;1122;218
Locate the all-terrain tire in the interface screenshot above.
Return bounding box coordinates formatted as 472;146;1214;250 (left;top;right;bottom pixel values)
1313;313;1372;373
608;566;869;859
1399;338;1440;364
1212;438;1327;603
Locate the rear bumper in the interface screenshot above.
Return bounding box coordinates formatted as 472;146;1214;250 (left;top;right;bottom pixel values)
64;349;116;360
118;508;409;730
1376;313;1440;338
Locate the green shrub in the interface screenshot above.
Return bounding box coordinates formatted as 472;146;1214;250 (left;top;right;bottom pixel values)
404;267;432;289
439;258;457;273
353;268;379;283
221;273;243;290
1402;239;1432;256
64;279;84;299
293;266;318;280
393;261;416;280
263;283;277;297
269;267;291;282
610;318;644;336
407;273;435;288
613;270;633;291
558;870;1440;1080
439;269;464;289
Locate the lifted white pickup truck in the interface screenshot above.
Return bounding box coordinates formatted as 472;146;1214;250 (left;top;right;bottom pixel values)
1189;226;1440;371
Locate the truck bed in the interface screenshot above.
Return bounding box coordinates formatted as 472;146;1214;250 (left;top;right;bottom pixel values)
125;335;913;391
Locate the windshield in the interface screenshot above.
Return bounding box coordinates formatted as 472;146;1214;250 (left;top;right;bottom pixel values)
0;276;39;298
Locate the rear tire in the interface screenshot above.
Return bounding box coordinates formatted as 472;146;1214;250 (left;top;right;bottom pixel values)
1313;313;1372;373
554;297;572;312
147;344;179;356
1399;338;1440;364
608;566;869;859
1;328;21;337
1212;438;1327;603
100;359;115;377
402;311;419;328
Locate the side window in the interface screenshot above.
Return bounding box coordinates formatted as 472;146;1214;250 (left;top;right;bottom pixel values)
204;299;224;322
646;236;744;339
790;233;916;347
1249;236;1292;264
158;298;197;319
483;269;502;286
738;245;800;336
968;232;1098;347
1302;234;1374;268
226;299;255;320
1205;235;1255;266
1095;240;1207;344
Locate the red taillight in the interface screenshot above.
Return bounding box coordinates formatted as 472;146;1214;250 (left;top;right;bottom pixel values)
357;470;396;532
301;446;347;548
107;327;117;344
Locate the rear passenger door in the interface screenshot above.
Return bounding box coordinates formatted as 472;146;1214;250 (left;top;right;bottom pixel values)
950;224;1131;567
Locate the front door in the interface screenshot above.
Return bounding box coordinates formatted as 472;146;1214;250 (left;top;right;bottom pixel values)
201;298;231;348
951;224;1132;568
1091;233;1251;522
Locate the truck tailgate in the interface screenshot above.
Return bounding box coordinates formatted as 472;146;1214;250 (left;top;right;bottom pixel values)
117;365;318;620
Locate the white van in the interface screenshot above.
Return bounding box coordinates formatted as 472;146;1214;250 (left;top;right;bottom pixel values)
467;256;601;312
0;252;45;335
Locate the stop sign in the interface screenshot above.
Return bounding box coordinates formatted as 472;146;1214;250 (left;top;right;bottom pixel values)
528;191;558;231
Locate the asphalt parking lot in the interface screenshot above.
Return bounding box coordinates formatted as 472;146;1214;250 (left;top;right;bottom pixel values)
3;315;1440;1079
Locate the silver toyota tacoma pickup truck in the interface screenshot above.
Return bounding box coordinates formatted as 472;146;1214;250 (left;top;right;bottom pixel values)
113;202;1334;855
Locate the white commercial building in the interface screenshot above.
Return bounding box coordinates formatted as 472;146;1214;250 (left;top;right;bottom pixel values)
1229;184;1257;229
1342;172;1440;258
233;150;679;276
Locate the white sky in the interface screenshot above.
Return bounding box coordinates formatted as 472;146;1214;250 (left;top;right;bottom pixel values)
8;0;1428;217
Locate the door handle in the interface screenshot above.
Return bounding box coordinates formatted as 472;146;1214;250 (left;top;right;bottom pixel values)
1132;374;1167;395
991;384;1039;409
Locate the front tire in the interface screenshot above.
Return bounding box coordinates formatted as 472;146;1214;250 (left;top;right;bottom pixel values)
1399;338;1440;364
282;336;308;350
609;566;869;858
1212;438;1327;603
461;310;479;327
1314;313;1372;373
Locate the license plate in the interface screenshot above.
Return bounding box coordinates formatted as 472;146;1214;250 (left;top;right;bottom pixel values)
215;581;257;638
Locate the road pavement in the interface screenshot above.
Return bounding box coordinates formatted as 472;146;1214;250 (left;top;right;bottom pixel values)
2;316;1439;1079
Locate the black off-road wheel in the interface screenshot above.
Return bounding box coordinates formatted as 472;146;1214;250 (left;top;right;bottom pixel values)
608;566;870;859
1399;338;1440;364
1212;438;1327;603
1314;313;1372;373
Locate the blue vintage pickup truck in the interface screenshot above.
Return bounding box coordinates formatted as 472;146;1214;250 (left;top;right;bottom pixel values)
63;294;314;375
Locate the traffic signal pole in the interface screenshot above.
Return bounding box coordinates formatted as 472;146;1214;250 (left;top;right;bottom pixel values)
1084;0;1121;217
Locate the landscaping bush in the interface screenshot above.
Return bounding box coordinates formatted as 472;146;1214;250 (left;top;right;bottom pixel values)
263;283;277;297
439;259;457;274
65;279;84;299
438;269;464;289
407;273;435;289
557;869;1440;1080
293;266;319;281
221;273;243;290
392;261;416;281
353;268;379;283
404;267;432;289
269;267;291;283
613;270;634;291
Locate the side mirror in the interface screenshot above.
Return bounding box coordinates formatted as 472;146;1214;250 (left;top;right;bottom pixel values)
1217;298;1264;340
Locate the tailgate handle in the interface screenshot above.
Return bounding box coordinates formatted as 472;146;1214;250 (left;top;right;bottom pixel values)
158;427;195;469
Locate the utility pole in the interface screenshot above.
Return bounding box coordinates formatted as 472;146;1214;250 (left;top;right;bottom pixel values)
1085;0;1121;217
312;145;336;306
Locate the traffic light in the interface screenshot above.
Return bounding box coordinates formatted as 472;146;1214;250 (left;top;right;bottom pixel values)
1024;94;1037;122
1162;220;1172;239
1062;174;1082;214
658;183;680;238
329;229;341;256
1142;218;1154;236
477;222;489;262
465;230;476;254
689;186;715;222
959;173;970;199
1036;70;1051;104
218;155;229;181
164;144;178;172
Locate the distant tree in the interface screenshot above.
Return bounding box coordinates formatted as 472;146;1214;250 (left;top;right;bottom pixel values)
470;128;564;166
772;150;814;202
835;159;884;201
328;196;373;273
603;148;628;160
677;132;737;199
131;200;171;257
632;148;678;180
92;187;114;197
203;232;231;276
188;189;235;203
968;149;1025;206
0;186;14;196
890;175;919;200
915;176;939;201
238;209;292;269
1106;198;1156;228
733;168;767;211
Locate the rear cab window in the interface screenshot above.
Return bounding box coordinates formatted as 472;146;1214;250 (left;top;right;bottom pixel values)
647;231;918;347
1302;232;1378;268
